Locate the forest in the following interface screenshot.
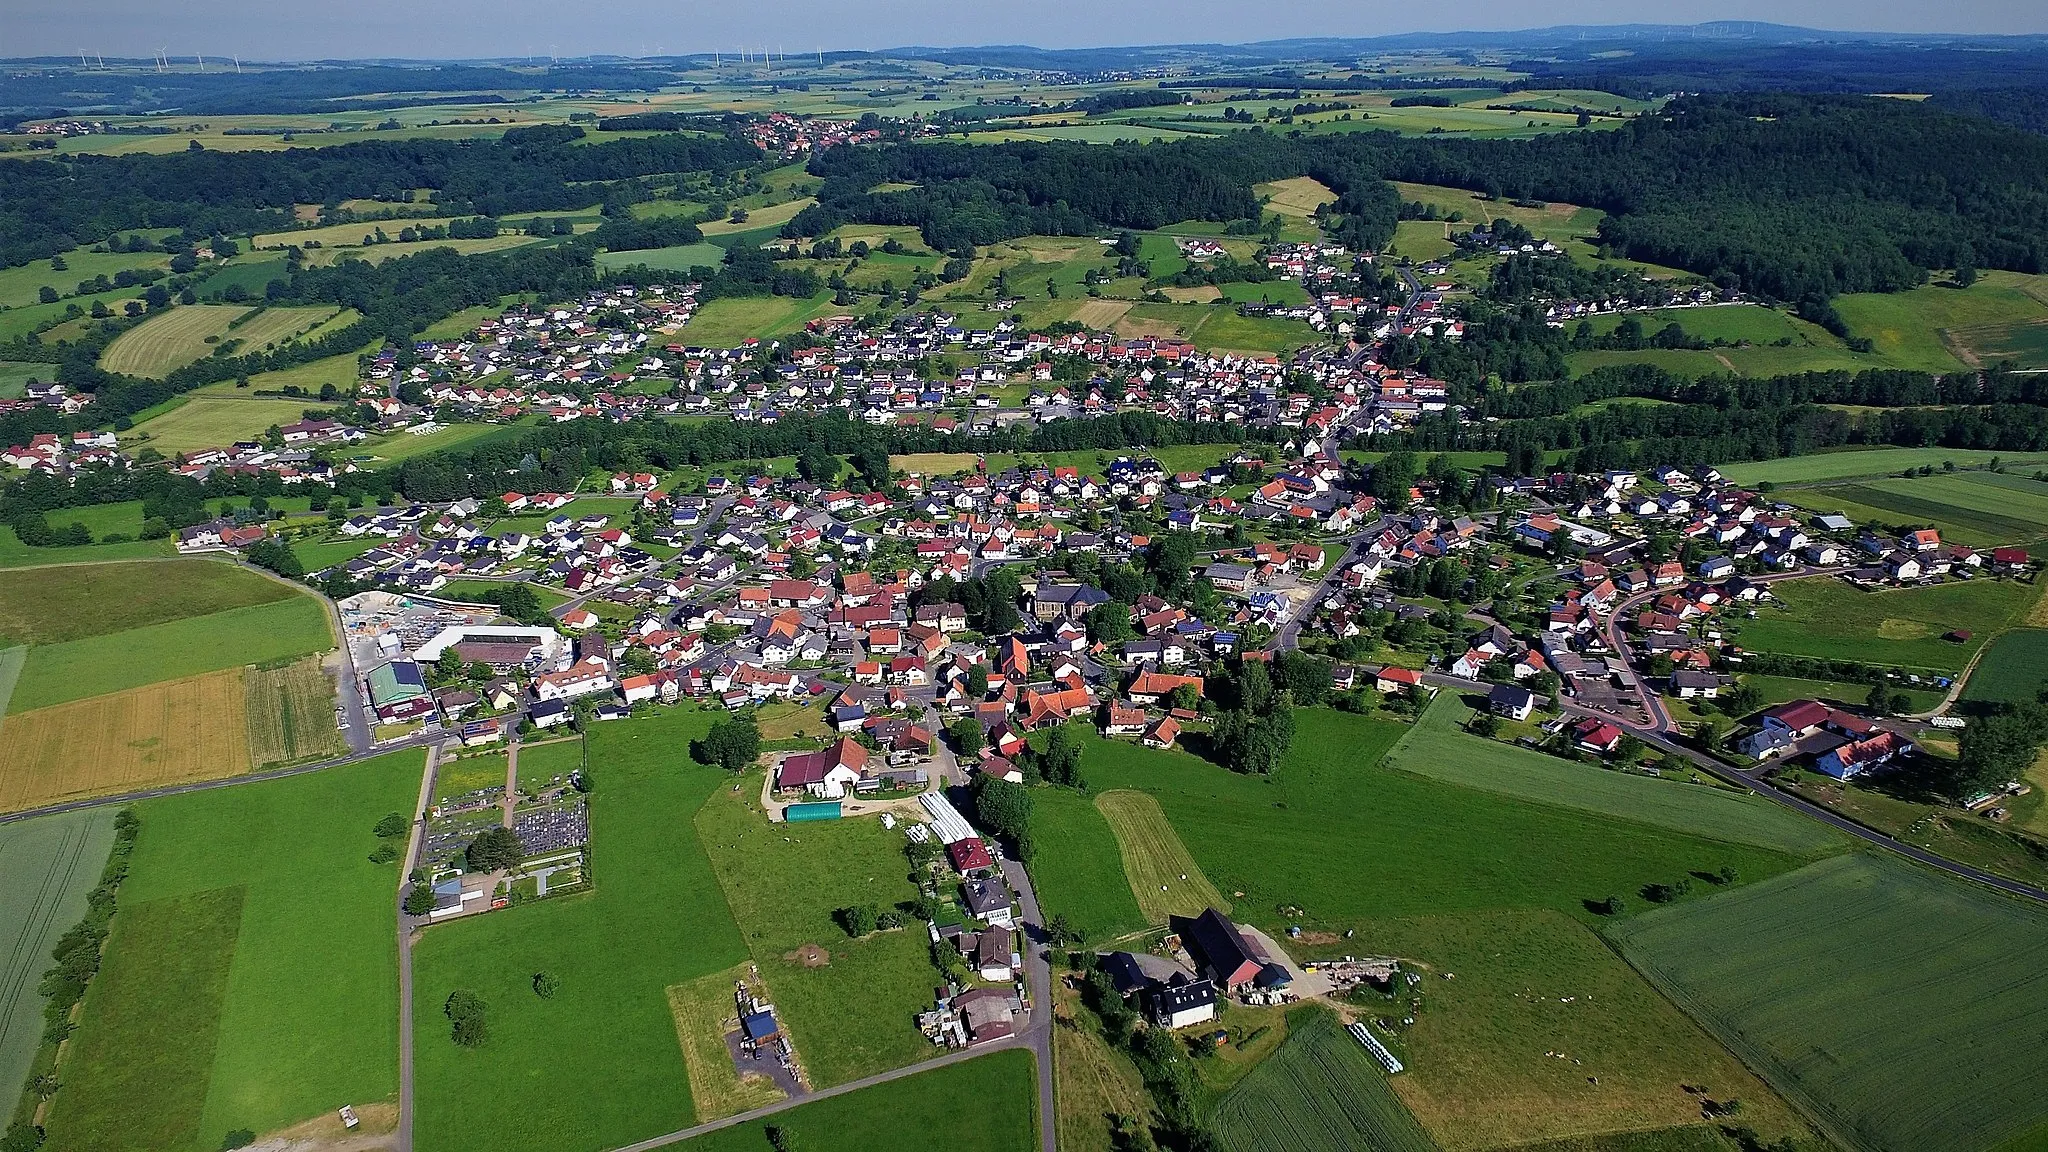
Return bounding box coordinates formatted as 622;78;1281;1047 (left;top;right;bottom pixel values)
1374;362;2048;473
0;123;760;268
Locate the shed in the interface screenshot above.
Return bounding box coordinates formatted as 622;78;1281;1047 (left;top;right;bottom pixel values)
784;801;843;823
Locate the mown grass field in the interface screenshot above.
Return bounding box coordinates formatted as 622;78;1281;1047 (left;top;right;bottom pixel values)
242;656;342;766
1834;271;2048;373
9;595;333;712
1074;713;1809;937
1961;628;2048;707
676;293;840;345
0;247;171;310
1027;785;1147;943
0;558;294;646
1726;574;2036;674
696;777;938;1088
1210;1008;1436;1152
0;808;117;1111
666;963;786;1123
1094;788;1230;924
680;1047;1039;1152
0;668;248;812
1721;448;2048;486
1784;470;2048;549
414;707;750;1152
1385;696;1844;856
43;750;418;1152
98;305;329;377
128;396;327;456
1609;853;2048;1152
1323;909;1809;1151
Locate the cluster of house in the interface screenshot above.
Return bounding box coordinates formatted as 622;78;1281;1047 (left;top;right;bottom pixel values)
0;380;91;419
1;428;117;474
1739;698;1915;780
1095;908;1297;1031
913;792;1029;1047
737;111;930;159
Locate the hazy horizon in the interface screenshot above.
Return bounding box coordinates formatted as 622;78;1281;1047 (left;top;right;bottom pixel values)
4;2;2046;64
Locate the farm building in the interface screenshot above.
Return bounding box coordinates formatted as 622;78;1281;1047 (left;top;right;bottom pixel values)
1170;908;1287;995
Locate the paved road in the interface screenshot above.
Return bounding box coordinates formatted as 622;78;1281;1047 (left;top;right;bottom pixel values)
395;742;442;1152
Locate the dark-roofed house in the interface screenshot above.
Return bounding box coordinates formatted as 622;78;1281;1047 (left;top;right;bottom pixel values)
1170;908;1264;992
775;737;870;798
1488;682;1535;721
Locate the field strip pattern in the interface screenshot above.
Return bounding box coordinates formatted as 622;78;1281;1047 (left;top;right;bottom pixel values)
0;646;22;735
0;812;108;1096
1211;1012;1438;1152
1094;789;1229;924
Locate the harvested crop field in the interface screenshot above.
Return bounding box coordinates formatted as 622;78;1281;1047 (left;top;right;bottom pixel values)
0;558;294;647
1211;1010;1435;1152
888;452;982;477
1608;853;2048;1152
1070;300;1136;326
1094;788;1229;924
243;656;343;766
0;668;249;811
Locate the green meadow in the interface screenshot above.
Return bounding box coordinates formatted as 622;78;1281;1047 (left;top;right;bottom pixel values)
42;750;419;1152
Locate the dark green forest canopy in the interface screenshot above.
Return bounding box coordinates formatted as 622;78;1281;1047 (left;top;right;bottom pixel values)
0;123;759;267
793;95;2048;299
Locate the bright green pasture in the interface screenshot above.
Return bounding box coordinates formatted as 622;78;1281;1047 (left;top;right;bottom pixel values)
681;1048;1039;1152
1722;448;2048;486
1028;784;1147;943
1784;470;2048;549
9;596;334;712
1069;711;1809;937
1210;1008;1434;1152
413;706;750;1152
0;558;293;647
696;779;939;1087
42;750;418;1152
1386;695;1843;856
1609;853;2048;1152
1725;574;2034;673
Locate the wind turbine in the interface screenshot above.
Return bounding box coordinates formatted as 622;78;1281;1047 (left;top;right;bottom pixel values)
196;53;205;73
233;55;242;73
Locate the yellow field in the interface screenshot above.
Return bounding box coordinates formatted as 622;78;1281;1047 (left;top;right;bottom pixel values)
1158;287;1221;304
99;305;252;377
244;656;344;767
668;964;788;1121
0;668;250;811
701;197;817;236
1070;299;1136;326
889;452;983;477
130;396;324;456
1095;789;1230;924
1113;316;1185;342
300;235;543;266
1255;176;1337;217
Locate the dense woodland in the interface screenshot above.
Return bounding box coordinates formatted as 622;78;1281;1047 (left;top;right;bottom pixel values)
0;124;759;267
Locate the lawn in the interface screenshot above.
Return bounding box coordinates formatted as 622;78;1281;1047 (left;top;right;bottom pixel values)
0;530;173;569
0;807;118;1110
678;1048;1039;1152
0;558;295;647
1609;852;2048;1152
1737;673;1942;715
1726;574;2036;674
1962;628;2048;708
42;750;419;1152
1209;1008;1436;1152
595;242;727;272
9;595;334;712
695;779;940;1088
1383;696;1844;856
1071;712;1811;937
1026;785;1147;943
435;579;570;612
128;396;327;456
1834;271;2048;373
355;419;529;465
1721;448;2048;487
413;706;750;1152
1094;789;1230;924
0;247;170;310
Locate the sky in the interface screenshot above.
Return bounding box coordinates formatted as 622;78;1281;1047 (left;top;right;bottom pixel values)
4;0;2045;61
